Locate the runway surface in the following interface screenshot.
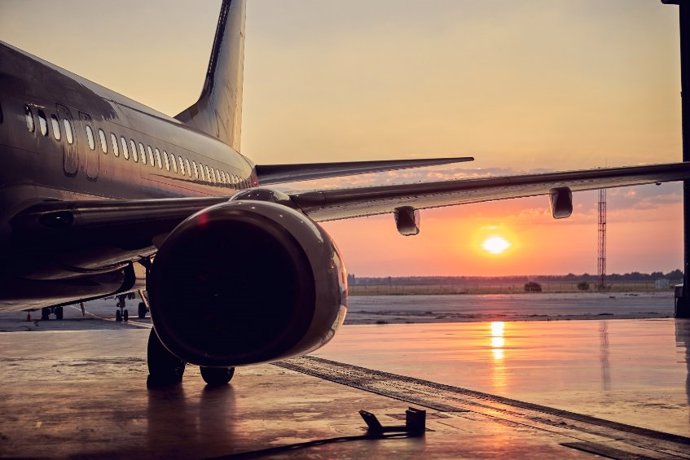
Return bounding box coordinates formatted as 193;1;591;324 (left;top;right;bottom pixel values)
346;292;675;323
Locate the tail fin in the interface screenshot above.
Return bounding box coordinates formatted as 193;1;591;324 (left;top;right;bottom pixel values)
175;0;245;152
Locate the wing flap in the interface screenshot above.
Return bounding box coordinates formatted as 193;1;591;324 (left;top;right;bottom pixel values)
289;162;690;221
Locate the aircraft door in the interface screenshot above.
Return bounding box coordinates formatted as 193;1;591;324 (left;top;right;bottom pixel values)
79;111;99;180
56;104;79;176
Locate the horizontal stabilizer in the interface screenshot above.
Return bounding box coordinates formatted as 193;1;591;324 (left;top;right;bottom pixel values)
256;157;474;185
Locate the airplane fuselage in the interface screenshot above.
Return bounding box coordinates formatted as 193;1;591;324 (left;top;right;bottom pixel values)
0;42;257;310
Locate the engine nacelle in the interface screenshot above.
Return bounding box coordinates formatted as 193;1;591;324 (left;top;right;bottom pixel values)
147;201;347;367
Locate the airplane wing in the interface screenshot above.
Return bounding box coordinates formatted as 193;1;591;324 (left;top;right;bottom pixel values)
290;162;690;222
13;162;690;243
255;157;474;184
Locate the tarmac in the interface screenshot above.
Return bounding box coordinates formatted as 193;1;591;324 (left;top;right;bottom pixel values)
1;300;690;459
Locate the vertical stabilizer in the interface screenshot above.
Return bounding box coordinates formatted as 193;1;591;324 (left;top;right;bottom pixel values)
176;0;245;152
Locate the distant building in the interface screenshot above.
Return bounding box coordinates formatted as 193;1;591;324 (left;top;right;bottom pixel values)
655;278;670;289
524;281;542;293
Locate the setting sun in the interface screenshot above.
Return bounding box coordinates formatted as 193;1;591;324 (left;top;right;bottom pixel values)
482;236;511;255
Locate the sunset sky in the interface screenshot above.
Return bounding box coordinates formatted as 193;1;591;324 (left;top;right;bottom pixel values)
0;0;684;276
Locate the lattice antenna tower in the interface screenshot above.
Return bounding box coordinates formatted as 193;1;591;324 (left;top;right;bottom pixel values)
597;189;607;290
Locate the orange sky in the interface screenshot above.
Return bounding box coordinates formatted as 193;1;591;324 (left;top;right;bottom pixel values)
0;1;684;275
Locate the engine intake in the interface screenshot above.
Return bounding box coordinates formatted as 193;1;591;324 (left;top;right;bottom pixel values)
147;201;347;367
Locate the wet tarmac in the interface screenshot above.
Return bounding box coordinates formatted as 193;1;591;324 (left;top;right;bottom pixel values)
1;297;690;458
314;318;690;439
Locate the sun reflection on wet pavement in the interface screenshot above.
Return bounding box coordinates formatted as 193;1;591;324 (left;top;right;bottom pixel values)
315;318;690;437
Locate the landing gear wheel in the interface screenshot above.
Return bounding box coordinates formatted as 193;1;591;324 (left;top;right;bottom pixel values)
41;308;50;321
138;302;147;319
200;367;235;386
115;309;122;322
55;306;63;320
146;329;186;388
123;309;129;322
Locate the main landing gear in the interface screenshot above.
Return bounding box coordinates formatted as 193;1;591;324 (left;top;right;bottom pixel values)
40;306;64;321
138;301;148;319
115;292;149;321
200;366;235;386
146;329;235;388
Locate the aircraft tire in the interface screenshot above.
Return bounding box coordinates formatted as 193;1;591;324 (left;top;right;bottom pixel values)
55;306;63;320
200;366;235;386
146;329;186;388
41;308;50;321
123;309;129;322
138;302;147;319
115;310;122;322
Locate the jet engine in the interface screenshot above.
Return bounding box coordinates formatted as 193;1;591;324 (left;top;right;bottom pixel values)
147;200;347;367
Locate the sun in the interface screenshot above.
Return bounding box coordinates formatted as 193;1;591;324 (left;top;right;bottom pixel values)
482;236;511;255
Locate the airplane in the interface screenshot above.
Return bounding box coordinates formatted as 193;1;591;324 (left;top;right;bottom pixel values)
1;0;689;388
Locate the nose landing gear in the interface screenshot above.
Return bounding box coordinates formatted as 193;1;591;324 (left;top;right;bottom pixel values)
115;294;129;322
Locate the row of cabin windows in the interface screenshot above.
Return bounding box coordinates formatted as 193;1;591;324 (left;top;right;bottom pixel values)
26;105;73;144
24;105;249;188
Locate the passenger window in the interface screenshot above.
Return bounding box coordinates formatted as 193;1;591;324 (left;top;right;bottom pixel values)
185;158;191;177
163;151;170;171
25;105;35;132
63;119;74;144
178;156;185;176
136;143;145;165
199;164;205;181
154;148;162;169
130;139;138;162
111;133;119;157
85;125;95;149
147;146;155;167
38;110;48;136
171;153;178;173
120;136;129;160
192;161;199;179
98;129;107;154
50;115;61;141
138;143;146;165
205;166;211;182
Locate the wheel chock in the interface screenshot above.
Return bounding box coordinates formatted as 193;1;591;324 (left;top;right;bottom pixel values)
359;407;426;438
